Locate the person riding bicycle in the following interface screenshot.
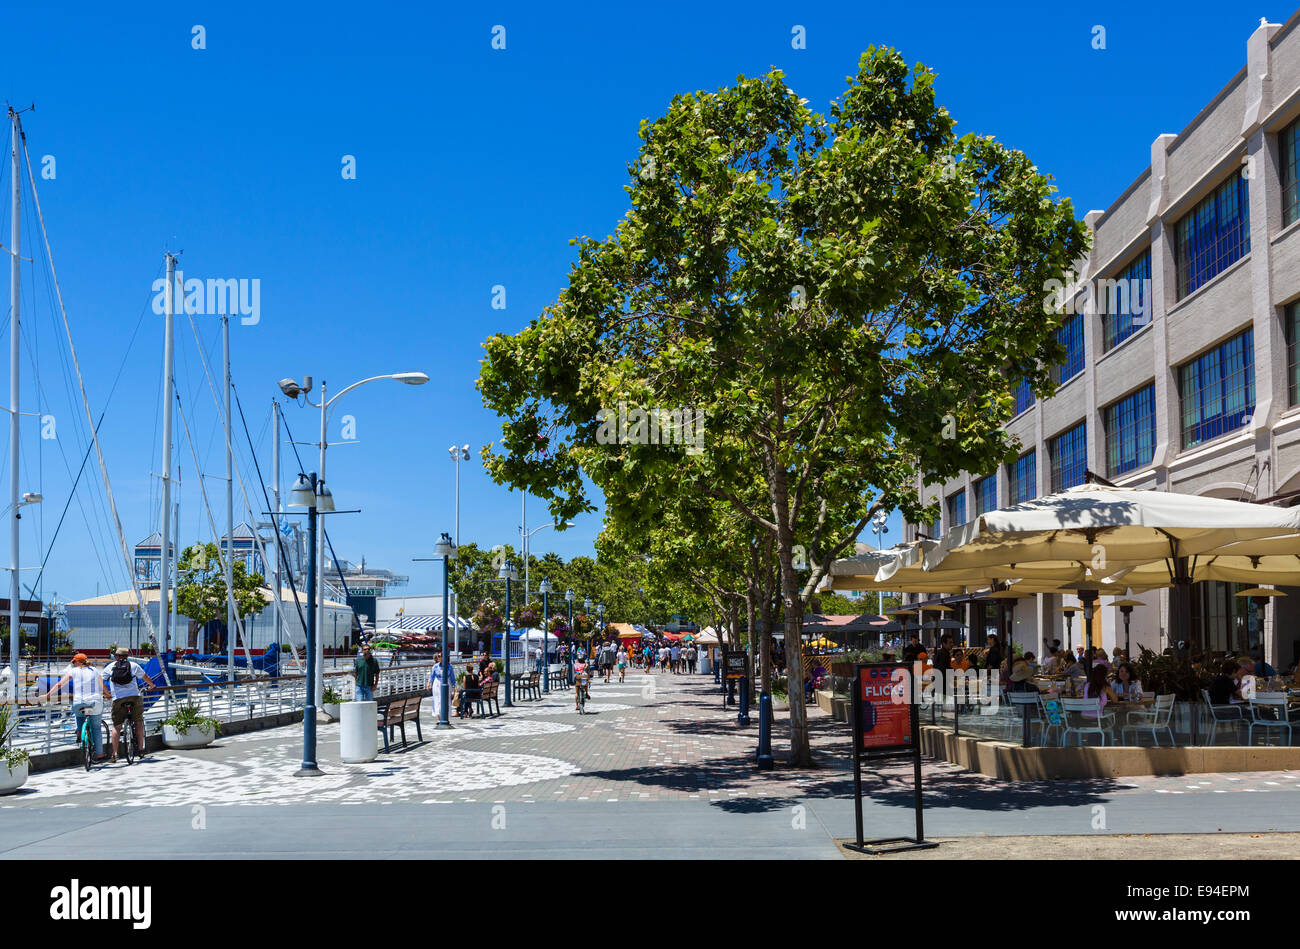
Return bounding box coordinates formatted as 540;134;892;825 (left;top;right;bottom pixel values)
573;659;591;711
101;647;155;761
43;653;107;762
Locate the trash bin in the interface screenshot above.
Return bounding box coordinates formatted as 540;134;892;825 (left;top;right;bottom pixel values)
340;700;378;763
699;652;712;676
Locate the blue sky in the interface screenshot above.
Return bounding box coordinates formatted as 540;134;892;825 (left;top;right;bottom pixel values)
2;0;1295;604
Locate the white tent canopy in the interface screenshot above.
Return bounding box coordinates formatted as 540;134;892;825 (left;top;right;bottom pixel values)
511;627;557;642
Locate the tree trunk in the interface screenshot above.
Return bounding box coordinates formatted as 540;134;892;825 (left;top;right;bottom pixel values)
769;467;811;767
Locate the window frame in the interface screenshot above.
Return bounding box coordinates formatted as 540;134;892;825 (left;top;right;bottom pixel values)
1177;328;1255;450
1174;172;1251;300
1103;384;1156;477
1049;421;1088;493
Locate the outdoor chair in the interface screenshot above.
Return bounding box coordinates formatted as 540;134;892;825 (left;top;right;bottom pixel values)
1037;693;1064;746
1005;691;1043;744
1247;694;1293;746
1200;689;1245;745
1060;697;1115;747
1120;693;1175;747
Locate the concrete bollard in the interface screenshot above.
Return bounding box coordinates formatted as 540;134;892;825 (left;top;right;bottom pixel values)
340;700;379;763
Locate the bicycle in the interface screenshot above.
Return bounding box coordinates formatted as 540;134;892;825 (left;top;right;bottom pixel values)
77;709;108;772
120;714;137;765
575;674;590;714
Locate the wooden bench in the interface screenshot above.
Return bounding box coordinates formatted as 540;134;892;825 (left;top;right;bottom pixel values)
476;679;501;717
377;694;424;751
524;670;542;700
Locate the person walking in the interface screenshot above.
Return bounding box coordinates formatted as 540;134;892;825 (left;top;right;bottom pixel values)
354;643;381;701
43;653;106;762
616;645;628;683
429;649;449;720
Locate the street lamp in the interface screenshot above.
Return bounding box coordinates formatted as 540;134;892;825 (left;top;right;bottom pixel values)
564;589;575;685
6;491;40;691
539;578;552;692
497;558;518;706
288;471;333;776
582;597;593;659
434;532;456;728
871;510;889;616
280;370;428;710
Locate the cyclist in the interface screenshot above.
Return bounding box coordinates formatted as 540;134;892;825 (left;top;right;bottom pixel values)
101;647;155;761
42;653;106;762
573;658;590;712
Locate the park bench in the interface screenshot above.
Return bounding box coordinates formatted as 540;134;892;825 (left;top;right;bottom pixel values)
377;693;424;752
513;670;541;701
476;679;501;717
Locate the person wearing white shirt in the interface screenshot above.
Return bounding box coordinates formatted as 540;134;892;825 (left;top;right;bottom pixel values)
43;653;107;760
100;647;155;760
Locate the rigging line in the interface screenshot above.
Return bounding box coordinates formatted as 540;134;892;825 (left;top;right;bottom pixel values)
230;383;306;663
18;122;169;682
28;413;105;595
173;387;255;671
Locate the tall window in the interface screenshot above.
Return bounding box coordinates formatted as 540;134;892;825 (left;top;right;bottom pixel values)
1008;451;1036;504
1283;118;1300;228
1179;329;1255;449
946;489;966;530
1175;173;1251;299
1288;301;1300;406
1051;314;1084;385
1013;380;1034;416
974;475;997;517
1101;250;1152;351
1104;384;1156;476
1049;422;1088;492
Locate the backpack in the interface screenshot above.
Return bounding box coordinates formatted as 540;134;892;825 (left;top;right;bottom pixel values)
110;658;134;686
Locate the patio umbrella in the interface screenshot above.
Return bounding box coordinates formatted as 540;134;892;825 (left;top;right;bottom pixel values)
922;483;1300;661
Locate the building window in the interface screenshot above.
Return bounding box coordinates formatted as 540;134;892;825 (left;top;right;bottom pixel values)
974;475;997;517
1104;384;1156;477
1100;250;1152;352
1174;173;1250;299
1049;422;1088;492
1013;380;1033;416
1008;451;1036;504
1178;328;1255;449
946;490;966;530
1050;314;1084;385
1283;118;1300;229
1288;302;1300;406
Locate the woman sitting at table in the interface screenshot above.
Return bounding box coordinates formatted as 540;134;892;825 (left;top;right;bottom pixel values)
1080;664;1117;716
457;665;482;719
1112;662;1142;701
1007;660;1038;693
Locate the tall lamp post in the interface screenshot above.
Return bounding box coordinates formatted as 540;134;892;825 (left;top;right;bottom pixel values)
871;510;889;617
497;558;518;707
565;589;575;685
434;532;456;728
288;471;334;777
582;597;592;660
539;578;552;692
278;370;428;709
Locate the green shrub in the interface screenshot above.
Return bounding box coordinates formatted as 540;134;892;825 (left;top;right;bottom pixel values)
162;701;222;737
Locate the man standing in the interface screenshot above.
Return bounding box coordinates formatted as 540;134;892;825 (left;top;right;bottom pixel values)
354;643;380;701
101;647;155;761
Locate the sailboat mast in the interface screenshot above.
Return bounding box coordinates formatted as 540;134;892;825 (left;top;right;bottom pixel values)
9;108;21;690
272;399;281;650
223;314;235;678
159;253;175;654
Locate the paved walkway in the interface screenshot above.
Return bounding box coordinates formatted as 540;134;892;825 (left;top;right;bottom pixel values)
6;670;1300;857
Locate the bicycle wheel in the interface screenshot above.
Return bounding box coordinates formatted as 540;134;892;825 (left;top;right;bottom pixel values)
82;725;93;771
123;718;136;765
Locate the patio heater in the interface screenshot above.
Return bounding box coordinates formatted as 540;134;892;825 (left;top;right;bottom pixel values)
1111;598;1145;660
1234;588;1285;663
1059;605;1081;653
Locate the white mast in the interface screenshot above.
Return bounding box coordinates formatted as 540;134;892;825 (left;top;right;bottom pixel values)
223;314;235;679
272;399;281;651
159;253;176;654
9;108;21;690
171;498;180;640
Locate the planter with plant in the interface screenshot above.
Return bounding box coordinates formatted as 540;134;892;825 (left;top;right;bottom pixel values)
161;701;222;749
321;684;347;720
0;704;29;794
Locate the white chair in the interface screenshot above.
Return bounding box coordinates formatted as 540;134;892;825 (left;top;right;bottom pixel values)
1120;693;1175;746
1200;689;1245;745
1061;697;1115;746
1006;691;1043;744
1247;694;1293;746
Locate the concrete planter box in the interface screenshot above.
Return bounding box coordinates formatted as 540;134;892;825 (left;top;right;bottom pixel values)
0;759;28;794
162;723;217;749
321;703;342;722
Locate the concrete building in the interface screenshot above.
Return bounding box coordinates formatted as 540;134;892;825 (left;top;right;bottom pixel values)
905;14;1300;669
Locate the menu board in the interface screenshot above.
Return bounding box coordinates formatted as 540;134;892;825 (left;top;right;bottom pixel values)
724;650;748;679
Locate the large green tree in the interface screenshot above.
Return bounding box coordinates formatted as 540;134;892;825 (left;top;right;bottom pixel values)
479;48;1086;765
174;542;266;649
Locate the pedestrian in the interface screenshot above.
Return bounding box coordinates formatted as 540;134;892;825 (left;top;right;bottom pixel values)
101;647;155;761
355;643;380;701
534;642;544;674
616;644;627;683
429;649;449;719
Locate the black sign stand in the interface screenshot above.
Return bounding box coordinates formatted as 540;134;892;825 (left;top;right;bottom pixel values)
844;662;939;855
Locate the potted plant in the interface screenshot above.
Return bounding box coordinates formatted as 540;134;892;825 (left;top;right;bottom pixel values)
321;684;347;721
0;704;29;794
161;701;221;749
